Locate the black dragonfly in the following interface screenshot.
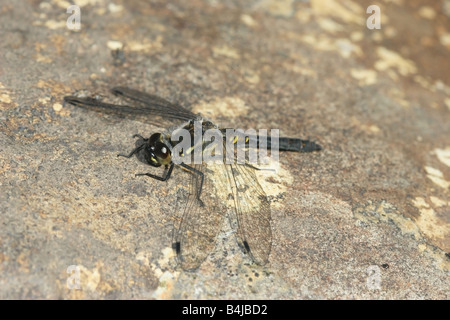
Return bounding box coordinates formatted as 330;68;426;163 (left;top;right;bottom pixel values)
64;87;321;270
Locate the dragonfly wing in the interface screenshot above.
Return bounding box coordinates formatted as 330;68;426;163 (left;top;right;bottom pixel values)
171;163;228;271
111;87;198;122
64;87;198;126
222;139;272;265
226;163;272;265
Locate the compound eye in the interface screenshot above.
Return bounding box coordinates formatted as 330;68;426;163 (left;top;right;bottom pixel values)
155;142;170;160
149;133;161;145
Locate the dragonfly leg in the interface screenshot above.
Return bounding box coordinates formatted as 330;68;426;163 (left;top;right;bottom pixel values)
117;144;144;158
135;163;174;181
132;133;147;141
179;163;205;206
243;163;276;173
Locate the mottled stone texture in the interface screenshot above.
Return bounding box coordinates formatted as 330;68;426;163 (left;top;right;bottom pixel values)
0;0;449;299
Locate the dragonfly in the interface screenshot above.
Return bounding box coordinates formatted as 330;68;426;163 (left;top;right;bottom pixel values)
64;87;321;270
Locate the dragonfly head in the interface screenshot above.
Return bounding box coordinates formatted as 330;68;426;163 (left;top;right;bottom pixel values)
142;133;172;167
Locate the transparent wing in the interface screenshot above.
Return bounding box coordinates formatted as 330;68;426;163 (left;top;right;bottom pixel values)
171;163;228;271
111;87;198;122
223;140;272;265
64;87;198;126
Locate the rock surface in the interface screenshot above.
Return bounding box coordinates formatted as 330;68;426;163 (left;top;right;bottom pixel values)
0;0;449;299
